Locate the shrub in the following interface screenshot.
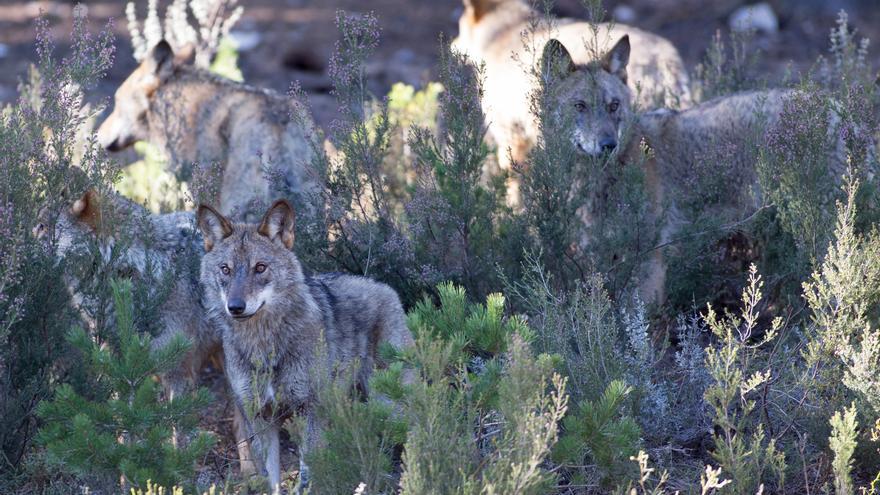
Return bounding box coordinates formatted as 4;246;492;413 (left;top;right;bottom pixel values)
309;284;563;495
803;179;880;417
703;265;787;494
0;10;117;488
397;334;567;495
36;279;213;491
829;404;859;495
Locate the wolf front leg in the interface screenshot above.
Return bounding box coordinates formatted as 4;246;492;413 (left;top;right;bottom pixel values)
233;406;257;476
234;403;280;494
296;412;321;494
246;414;281;495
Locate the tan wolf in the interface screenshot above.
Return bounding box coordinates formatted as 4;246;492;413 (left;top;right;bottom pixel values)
196;200;414;494
452;0;692;200
35;189;257;471
96;40;321;220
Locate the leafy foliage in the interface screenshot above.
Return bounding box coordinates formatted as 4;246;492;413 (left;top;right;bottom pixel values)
36;279;213;490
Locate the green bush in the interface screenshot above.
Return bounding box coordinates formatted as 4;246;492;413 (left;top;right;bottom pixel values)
36;279;213;491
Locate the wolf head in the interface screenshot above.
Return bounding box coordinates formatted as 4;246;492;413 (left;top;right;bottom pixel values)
97;40;181;152
541;36;632;157
197;200;302;322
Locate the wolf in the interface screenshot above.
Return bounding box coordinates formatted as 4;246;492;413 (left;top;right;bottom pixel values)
452;0;692;200
542;30;859;304
96;40;321;220
627;89;860;304
35;189;257;472
196;200;414;494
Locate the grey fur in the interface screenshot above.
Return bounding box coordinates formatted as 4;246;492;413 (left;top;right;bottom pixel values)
197;200;413;495
97;41;321;221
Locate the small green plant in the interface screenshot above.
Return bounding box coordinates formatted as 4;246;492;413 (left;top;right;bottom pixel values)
397;334;567;495
693;28;762;102
310;284;562;494
36;279;213;490
408;282;532;361
703;265;787;494
803;179;880;417
306;368;408;495
829;403;859;495
555;380;641;489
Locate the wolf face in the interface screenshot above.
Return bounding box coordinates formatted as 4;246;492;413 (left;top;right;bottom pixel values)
97;40;177;152
542;36;632;157
197;200;299;322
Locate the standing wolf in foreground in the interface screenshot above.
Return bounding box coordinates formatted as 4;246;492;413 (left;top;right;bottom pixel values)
197;200;414;494
452;0;692;202
35;189;259;471
97;40;320;220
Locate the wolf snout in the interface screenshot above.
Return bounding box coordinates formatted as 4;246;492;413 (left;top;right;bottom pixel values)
227;298;247;316
600;137;617;152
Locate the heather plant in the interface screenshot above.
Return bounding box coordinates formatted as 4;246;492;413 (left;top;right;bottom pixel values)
819;10;878;102
36;279;213;492
0;10;118;488
300;10;426;299
406;39;511;299
290;14;514;305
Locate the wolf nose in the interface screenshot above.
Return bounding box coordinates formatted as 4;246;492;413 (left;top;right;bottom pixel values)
227;299;246;316
600;138;617;152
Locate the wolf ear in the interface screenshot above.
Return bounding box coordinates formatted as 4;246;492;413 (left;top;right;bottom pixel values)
148;40;175;82
541;39;577;81
601;35;630;83
196;204;233;252
258;200;296;250
70;189;102;233
463;0;504;22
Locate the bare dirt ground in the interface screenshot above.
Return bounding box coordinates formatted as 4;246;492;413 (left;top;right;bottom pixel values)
1;0;880;131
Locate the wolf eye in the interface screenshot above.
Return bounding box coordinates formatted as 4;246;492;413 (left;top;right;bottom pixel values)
255;263;267;274
220;264;230;276
574;101;587;112
608;99;620;113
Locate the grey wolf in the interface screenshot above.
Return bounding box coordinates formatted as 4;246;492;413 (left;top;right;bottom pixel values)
96;40;321;220
540;35;634;159
452;0;692;199
629;88;856;304
35;189;257;471
196;200;414;494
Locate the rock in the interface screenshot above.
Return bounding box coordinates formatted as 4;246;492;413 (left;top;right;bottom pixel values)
729;3;779;34
612;5;637;24
229;30;261;52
